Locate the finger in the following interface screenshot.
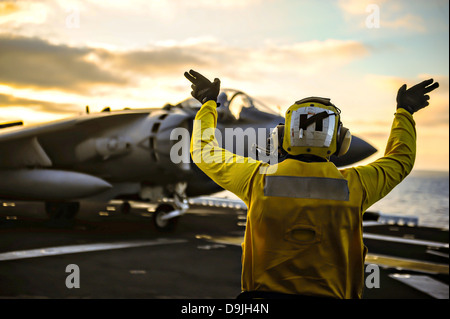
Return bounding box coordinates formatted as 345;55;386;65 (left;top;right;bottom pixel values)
189;69;201;78
424;95;430;101
424;81;439;94
185;70;195;79
410;79;433;92
419;78;434;87
397;84;407;96
184;71;196;83
189;70;206;80
191;84;196;90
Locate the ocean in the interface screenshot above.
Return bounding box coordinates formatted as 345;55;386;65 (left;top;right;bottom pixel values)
214;169;449;229
369;170;449;229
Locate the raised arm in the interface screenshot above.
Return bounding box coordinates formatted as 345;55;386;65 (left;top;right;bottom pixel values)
354;79;439;212
185;70;262;205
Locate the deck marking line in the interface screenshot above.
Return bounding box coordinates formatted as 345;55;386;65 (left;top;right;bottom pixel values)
0;238;187;262
363;233;449;248
389;274;449;299
365;253;449;274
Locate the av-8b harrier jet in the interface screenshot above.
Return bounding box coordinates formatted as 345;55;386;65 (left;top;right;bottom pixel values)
0;89;376;231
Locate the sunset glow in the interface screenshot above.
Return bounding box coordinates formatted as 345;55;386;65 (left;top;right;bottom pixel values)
0;0;448;171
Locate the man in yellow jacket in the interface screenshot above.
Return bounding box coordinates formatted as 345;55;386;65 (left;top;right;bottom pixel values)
185;70;439;299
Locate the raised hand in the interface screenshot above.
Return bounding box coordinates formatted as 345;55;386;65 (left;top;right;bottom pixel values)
397;78;439;114
184;70;221;105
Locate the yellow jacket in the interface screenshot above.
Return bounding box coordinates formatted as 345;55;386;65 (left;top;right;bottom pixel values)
190;100;416;298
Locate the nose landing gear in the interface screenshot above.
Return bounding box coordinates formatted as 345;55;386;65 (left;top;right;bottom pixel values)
152;182;189;232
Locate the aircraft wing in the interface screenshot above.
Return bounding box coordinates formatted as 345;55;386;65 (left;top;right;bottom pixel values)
0;110;158;201
0;111;151;169
0;111;151;144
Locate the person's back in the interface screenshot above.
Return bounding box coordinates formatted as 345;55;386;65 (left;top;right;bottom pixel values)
185;69;439;299
243;159;365;298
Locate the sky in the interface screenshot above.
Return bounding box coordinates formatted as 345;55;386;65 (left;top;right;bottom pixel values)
0;0;448;171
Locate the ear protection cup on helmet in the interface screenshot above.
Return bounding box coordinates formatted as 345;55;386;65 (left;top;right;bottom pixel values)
335;124;351;157
276;124;286;156
267;124;286;157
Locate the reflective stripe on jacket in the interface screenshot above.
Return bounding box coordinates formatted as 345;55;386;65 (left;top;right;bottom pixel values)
190;100;416;298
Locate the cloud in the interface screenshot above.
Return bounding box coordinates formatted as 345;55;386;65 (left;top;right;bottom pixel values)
0;35;127;92
180;0;266;8
338;0;388;16
262;39;369;72
98;45;209;77
0;34;371;121
0;93;79;113
381;13;426;32
3;35;366;88
0;1;20;15
111;38;369;80
0;1;48;25
74;0;265;11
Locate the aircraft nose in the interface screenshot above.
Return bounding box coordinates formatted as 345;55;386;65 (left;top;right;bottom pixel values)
330;135;377;167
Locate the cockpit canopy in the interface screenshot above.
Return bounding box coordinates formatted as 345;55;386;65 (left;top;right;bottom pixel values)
176;89;279;122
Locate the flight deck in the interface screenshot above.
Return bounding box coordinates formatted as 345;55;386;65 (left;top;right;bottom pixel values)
0;201;448;299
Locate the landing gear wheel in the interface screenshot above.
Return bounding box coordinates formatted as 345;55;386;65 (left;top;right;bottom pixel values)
153;204;178;232
120;201;131;214
45;202;79;228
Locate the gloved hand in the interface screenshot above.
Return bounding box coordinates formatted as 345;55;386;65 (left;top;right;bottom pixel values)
184;70;221;105
397;78;439;114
